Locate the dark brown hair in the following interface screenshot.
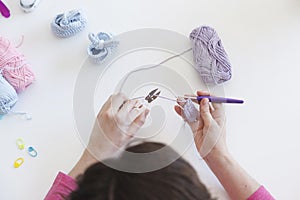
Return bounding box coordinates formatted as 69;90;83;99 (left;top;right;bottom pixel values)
69;142;215;200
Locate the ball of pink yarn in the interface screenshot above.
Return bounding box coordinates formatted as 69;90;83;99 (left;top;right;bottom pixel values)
0;36;35;93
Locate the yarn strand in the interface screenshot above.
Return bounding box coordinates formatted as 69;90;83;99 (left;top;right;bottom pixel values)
119;48;192;93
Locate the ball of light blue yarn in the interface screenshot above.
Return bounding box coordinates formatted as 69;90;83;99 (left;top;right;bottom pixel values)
87;32;119;64
51;9;87;38
0;74;18;116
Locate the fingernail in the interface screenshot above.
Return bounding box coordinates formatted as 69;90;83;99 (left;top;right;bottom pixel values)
202;98;208;105
177;97;185;102
145;109;150;116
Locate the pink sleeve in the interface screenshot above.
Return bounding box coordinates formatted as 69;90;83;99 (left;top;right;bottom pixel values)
44;172;78;200
247;185;275;200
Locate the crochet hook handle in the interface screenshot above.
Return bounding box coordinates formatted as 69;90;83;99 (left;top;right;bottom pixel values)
0;0;10;18
197;95;244;104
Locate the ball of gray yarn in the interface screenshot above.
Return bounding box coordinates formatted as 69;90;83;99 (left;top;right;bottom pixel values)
190;26;232;85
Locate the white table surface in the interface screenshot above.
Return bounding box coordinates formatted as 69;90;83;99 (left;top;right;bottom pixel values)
1;0;300;199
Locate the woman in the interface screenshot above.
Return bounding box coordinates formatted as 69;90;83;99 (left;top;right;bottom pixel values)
45;91;274;200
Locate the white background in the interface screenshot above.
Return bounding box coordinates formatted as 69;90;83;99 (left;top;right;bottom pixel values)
1;0;300;199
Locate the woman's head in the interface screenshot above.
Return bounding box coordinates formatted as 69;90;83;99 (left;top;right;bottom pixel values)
69;142;214;200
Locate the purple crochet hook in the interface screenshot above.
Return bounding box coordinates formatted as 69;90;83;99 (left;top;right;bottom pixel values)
196;95;244;104
0;0;10;18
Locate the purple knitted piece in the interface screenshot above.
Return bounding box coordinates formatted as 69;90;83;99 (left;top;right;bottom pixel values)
182;98;198;123
190;26;232;85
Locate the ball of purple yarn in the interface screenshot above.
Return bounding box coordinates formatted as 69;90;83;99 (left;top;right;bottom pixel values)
190;26;232;85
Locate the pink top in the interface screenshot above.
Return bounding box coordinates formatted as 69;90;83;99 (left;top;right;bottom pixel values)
44;172;77;200
247;185;275;200
44;172;275;200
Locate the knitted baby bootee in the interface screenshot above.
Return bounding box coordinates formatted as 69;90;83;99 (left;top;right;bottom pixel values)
190;26;232;85
87;32;119;64
51;9;87;38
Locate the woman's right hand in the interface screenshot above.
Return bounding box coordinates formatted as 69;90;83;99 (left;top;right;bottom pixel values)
174;90;228;158
88;93;149;161
69;93;149;179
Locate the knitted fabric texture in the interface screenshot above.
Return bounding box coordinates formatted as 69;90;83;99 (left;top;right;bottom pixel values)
51;9;87;38
0;73;18;115
0;35;35;93
182;98;198;123
190;26;232;85
87;32;119;64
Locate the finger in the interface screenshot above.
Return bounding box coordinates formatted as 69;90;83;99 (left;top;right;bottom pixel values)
211;101;224;112
184;91;211;104
134;101;144;109
195;90;211;104
200;98;213;125
203;94;223;111
127;109;150;136
128;105;147;123
196;91;223;111
211;103;225;120
209;103;214;112
197;90;210;96
174;105;183;117
132;108;149;127
110;93;128;114
118;99;140;124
